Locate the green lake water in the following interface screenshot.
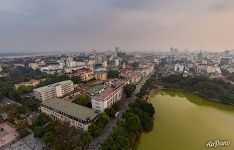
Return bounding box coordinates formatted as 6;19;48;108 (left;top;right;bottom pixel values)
135;90;234;150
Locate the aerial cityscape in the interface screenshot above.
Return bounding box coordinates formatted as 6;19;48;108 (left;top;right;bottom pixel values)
0;1;234;150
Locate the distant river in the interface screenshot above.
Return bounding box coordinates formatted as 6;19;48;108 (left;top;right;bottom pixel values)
135;90;234;150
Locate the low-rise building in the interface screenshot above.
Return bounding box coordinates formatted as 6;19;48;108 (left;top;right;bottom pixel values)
120;69;141;84
67;69;94;81
33;80;74;101
41;98;99;131
91;79;126;112
15;79;40;89
207;64;221;74
138;64;154;77
94;71;107;81
28;63;39;70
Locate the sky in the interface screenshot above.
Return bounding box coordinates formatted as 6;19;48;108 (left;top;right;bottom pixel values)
0;0;234;52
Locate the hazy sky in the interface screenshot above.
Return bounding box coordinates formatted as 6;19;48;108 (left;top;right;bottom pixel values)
0;0;234;52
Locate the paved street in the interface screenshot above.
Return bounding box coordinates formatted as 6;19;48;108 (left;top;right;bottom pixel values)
86;73;153;150
4;133;46;150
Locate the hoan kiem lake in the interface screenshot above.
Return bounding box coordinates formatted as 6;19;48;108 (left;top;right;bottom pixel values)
135;90;234;150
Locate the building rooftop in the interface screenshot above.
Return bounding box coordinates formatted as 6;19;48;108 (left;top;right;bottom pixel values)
41;98;98;121
86;84;104;94
33;80;73;92
94;79;125;100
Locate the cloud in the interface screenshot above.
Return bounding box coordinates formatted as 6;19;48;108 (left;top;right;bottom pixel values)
209;0;234;11
0;0;234;52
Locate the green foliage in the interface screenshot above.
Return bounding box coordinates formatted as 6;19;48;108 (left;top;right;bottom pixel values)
88;124;101;137
162;74;234;104
38;75;70;87
16;105;27;115
81;132;93;145
16;119;29;130
137;74;156;98
18;128;30;137
32;113;83;149
32;113;52;128
17;85;34;94
71;76;82;84
88;112;110;137
33;126;44;138
107;70;119;78
123;113;142;134
43;131;55;145
73;95;91;108
104;108;116;118
102;99;156;149
20;98;41;112
124;84;136;98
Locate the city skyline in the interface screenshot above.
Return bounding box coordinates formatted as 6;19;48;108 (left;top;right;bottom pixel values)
1;0;234;52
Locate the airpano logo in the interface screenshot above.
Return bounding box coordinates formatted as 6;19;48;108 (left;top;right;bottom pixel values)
206;140;231;148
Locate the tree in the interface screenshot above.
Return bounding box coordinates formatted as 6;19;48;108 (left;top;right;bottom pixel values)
108;70;119;78
88;124;101;137
16;119;29;130
43;131;55;145
123;113;142;135
71;76;82;84
32;113;52;128
104;108;116;118
3;103;17;123
33;126;44;138
96;113;110;128
124;84;136;97
16;105;27;115
81;132;93;146
73;95;91;108
18;128;30;137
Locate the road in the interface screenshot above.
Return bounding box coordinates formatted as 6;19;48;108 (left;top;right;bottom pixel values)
85;73;153;150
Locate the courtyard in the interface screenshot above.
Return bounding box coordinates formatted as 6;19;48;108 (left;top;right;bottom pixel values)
0;122;18;148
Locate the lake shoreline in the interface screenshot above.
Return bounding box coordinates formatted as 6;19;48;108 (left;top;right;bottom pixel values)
147;87;234;106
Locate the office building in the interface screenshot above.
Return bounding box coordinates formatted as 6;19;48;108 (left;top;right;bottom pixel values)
91;79;125;112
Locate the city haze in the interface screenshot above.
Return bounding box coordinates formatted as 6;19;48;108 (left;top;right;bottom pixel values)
0;0;234;52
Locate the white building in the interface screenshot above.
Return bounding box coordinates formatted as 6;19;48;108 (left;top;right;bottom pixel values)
102;61;108;67
41;98;99;131
174;64;185;72
28;63;39;70
33;80;74;101
115;58;120;66
66;60;85;68
91;80;125;112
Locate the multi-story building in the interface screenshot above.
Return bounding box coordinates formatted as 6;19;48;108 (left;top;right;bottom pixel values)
94;71;107;81
91;79;126;112
33;80;74;101
174;64;185;72
40;98;99;131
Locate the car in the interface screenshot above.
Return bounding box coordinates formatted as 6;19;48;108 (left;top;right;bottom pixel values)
114;112;120;118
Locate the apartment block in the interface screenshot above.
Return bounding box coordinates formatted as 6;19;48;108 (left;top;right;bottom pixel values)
33;80;74;101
